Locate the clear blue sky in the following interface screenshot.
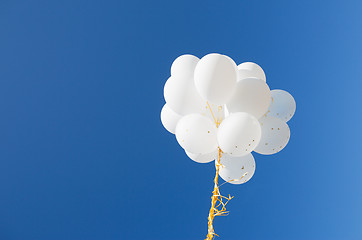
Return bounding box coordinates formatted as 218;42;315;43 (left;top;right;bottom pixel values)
0;1;361;239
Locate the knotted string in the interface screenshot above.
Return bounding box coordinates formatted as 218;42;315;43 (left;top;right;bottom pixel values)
204;102;233;240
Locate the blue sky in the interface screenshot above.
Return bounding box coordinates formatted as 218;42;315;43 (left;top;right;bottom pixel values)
0;0;361;239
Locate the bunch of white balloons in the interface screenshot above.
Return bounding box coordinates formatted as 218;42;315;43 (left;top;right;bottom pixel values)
161;53;296;185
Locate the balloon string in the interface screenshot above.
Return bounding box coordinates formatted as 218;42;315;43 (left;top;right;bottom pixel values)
218;172;248;188
205;102;233;240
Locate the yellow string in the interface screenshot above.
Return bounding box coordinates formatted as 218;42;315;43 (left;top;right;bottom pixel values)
207;102;217;124
205;102;233;240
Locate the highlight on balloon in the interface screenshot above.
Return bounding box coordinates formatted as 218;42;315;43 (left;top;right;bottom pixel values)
160;53;296;240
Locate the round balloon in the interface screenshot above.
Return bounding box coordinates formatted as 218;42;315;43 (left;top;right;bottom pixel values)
254;116;290;155
238;62;266;82
194;53;238;105
160;104;182;134
217;112;261;156
266;90;296;122
185;149;218;163
163;76;206;116
226;78;271;118
218;153;256;184
171;54;199;78
176;114;218;154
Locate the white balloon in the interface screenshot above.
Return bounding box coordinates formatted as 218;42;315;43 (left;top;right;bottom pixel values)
160;104;182;134
238;62;266;82
194;53;238;105
218;154;256;184
163;76;206;116
185;149;218;163
176;114;218;154
171;54;199;78
254;116;290;155
266;90;296;122
226;78;271;119
217;112;261;157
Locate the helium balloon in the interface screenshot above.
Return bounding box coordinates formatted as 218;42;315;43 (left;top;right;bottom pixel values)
185;150;218;164
176;114;218;154
218;154;256;184
160;53;297;240
267;90;296;122
171;54;199;78
217;112;261;157
238;62;266;82
254;116;290;155
226;78;271;119
160;104;182;134
194;53;238;105
164;76;206;116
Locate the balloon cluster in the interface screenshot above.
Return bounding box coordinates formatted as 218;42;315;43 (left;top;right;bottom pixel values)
161;53;296;185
